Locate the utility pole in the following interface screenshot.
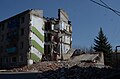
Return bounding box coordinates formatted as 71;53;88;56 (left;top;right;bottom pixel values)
115;46;120;68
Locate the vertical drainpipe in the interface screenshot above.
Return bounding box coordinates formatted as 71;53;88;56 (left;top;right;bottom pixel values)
50;21;52;61
61;36;63;60
29;11;32;61
115;45;120;68
61;31;64;60
115;46;120;68
115;46;118;68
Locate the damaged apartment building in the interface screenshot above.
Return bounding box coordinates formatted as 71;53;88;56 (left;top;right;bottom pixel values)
0;9;72;68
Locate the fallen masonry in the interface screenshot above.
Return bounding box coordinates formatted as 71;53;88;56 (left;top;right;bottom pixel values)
3;61;119;79
10;61;106;72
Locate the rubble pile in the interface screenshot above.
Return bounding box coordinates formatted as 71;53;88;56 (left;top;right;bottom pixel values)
9;61;120;79
11;61;101;72
12;62;64;72
37;65;118;79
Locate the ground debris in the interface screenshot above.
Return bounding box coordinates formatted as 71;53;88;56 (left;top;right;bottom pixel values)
9;61;120;79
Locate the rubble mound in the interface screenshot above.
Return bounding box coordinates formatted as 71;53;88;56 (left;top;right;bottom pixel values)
37;65;119;79
12;61;64;72
11;61;109;72
10;61;120;79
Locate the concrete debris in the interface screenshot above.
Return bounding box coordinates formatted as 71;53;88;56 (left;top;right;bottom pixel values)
37;65;119;79
7;61;120;79
10;61;110;72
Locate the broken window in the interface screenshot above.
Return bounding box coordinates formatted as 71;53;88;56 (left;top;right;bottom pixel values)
7;18;20;28
0;46;3;52
21;17;25;23
48;33;51;41
3;57;8;63
45;33;47;42
5;57;8;63
0;58;2;63
1;24;4;31
45;33;51;42
0;24;1;31
45;22;51;31
20;42;24;49
11;56;17;63
44;45;51;54
21;28;24;36
19;56;23;62
1;35;4;42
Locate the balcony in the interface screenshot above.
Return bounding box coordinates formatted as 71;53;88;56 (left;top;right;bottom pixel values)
6;47;17;53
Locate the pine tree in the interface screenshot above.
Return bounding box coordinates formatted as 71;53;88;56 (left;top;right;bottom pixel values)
94;28;112;65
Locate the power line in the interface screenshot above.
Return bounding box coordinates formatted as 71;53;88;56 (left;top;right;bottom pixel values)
90;0;120;16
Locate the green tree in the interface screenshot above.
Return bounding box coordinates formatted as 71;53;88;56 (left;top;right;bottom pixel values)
94;28;112;65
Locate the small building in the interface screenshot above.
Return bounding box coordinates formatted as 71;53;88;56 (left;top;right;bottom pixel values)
111;52;120;67
70;52;104;67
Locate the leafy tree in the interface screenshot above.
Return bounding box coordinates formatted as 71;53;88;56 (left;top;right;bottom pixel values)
94;28;112;65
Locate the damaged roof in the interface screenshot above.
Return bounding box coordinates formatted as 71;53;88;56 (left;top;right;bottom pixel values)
71;53;99;62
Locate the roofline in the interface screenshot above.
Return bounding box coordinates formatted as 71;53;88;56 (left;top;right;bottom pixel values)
0;9;31;24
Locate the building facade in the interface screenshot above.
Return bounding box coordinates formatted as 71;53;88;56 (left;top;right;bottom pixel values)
43;9;72;61
0;9;72;69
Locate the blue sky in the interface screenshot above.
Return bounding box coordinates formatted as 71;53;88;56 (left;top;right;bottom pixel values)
0;0;120;50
